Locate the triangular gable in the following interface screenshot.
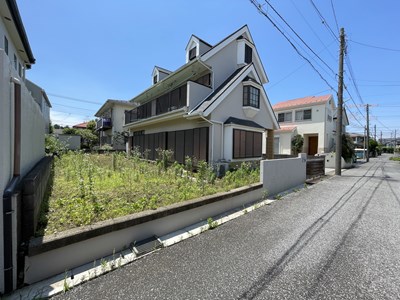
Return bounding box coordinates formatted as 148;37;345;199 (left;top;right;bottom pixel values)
195;63;278;130
201;25;269;84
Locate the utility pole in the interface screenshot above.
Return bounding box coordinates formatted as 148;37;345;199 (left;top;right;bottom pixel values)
374;124;376;141
366;104;370;162
380;131;382;145
395;129;397;150
335;28;345;176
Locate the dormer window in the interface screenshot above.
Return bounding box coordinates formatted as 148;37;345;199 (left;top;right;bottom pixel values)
153;75;158;84
189;47;197;61
245;44;252;64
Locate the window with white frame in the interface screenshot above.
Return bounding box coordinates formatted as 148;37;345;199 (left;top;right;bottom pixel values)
278;112;292;123
295;109;312;121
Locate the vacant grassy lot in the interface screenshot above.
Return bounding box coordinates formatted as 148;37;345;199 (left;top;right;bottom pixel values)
37;152;260;235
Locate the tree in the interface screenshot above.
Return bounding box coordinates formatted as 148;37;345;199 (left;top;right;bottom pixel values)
79;129;98;149
62;127;78;135
342;134;355;162
369;138;378;157
86;120;96;132
291;134;304;155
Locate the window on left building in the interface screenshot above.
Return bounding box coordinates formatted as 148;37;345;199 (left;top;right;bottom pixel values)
243;85;260;108
13;54;17;70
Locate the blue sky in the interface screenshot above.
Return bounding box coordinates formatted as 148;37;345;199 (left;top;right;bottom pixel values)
18;0;400;139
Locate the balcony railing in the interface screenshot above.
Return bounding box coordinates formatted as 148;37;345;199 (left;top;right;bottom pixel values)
125;84;187;125
96;118;112;130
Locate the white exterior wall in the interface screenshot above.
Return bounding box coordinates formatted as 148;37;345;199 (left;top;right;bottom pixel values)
208;81;275;161
275;103;335;154
274;131;293;155
204;41;237;88
1;21;44;290
187;81;212;111
20;83;45;175
111;104;133;150
211;82;275;129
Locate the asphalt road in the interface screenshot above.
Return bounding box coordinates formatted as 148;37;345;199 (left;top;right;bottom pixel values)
55;154;400;300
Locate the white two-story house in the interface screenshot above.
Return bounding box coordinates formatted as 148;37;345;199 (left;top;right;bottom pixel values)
95;99;136;150
123;25;279;164
273;94;348;156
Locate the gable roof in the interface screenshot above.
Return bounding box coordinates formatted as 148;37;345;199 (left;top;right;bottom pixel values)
95;99;136;117
273;94;333;111
153;66;172;75
2;0;35;66
224;117;264;129
189;63;279;130
190;65;248;114
200;25;269;84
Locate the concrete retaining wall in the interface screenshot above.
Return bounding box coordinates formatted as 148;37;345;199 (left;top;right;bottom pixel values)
260;153;307;195
21;156;53;240
25;183;263;284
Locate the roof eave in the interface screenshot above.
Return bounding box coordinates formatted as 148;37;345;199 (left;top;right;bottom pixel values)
5;0;35;65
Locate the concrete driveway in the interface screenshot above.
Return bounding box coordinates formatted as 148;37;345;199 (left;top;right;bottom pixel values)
55;154;400;299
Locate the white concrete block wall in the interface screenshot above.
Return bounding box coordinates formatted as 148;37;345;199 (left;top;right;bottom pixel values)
260;154;307;195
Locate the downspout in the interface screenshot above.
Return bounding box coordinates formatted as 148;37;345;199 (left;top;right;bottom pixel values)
197;113;225;163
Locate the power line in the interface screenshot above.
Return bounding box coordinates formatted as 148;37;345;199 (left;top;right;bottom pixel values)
349;39;400;52
309;0;338;42
289;0;337;63
345;53;364;104
264;0;337;76
52;102;96;112
48;93;103;105
249;0;337;92
330;0;340;34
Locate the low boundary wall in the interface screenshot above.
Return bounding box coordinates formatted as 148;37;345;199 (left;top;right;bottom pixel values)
21;156;53;240
25;183;263;284
260;153;307;195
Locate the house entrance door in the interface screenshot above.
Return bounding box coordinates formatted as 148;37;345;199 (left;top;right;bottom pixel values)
308;136;318;156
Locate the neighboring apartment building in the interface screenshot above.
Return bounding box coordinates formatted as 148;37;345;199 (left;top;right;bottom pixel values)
0;0;47;293
123;25;279;164
95;99;136;150
25;79;52;133
273;94;348;156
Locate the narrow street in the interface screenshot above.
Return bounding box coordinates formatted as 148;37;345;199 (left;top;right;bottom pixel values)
56;154;400;300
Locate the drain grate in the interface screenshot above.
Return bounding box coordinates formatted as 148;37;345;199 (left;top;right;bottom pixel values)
133;236;163;256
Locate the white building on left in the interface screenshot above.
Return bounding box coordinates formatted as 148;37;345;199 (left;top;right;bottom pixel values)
0;0;51;294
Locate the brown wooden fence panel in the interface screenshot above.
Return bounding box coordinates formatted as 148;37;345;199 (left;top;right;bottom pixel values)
306;157;325;178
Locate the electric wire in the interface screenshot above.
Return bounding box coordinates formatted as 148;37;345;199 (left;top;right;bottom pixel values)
330;0;340;34
249;0;337;92
309;0;338;42
264;0;337;75
290;0;337;63
349;39;400;52
48;93;103;105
